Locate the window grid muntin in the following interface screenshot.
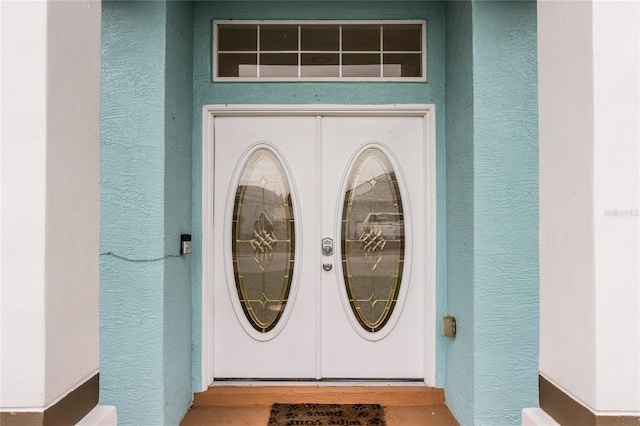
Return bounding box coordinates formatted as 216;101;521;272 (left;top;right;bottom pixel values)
339;26;343;77
256;25;260;77
214;20;426;81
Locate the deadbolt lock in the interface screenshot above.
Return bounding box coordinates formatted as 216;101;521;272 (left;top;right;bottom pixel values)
322;238;333;256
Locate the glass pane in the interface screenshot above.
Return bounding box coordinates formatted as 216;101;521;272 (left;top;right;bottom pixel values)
218;53;257;77
218;25;257;51
383;24;422;51
383;53;421;77
342;25;380;51
232;149;295;333
260;53;298;77
301;53;339;77
260;25;298;51
301;25;339;51
343;54;380;77
341;148;405;333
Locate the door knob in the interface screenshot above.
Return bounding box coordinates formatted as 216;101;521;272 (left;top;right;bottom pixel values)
323;262;333;271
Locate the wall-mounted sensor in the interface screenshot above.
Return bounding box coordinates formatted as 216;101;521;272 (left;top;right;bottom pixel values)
180;234;192;255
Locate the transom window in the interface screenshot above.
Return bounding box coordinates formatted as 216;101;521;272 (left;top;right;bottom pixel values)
213;21;427;81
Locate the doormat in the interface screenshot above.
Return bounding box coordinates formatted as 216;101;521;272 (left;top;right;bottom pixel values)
268;403;385;426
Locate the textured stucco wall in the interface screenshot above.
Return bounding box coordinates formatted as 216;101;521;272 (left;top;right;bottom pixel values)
537;0;597;409
445;2;539;425
44;0;103;405
191;0;448;390
163;2;194;424
101;2;166;424
538;0;639;415
100;2;539;424
1;0;101;409
101;1;193;425
472;2;539;424
444;2;475;425
1;0;51;407
592;0;639;412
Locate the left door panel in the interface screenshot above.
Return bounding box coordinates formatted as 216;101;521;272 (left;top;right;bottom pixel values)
213;116;318;379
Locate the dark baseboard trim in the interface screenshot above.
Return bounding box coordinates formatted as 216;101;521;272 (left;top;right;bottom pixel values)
44;374;99;425
0;374;99;426
539;375;640;426
0;412;43;426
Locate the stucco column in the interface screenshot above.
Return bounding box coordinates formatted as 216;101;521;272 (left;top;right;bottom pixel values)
445;2;539;425
0;1;116;424
100;1;193;424
524;1;639;425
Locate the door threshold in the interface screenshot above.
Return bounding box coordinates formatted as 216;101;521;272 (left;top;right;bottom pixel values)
211;379;427;387
195;384;445;406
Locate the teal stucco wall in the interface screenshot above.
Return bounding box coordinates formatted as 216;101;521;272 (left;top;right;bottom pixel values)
100;1;539;425
472;2;539;424
444;2;539;425
163;2;194;425
100;1;194;425
191;0;449;391
445;2;475;424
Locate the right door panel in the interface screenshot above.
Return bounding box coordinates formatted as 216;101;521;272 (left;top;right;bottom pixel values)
321;116;425;379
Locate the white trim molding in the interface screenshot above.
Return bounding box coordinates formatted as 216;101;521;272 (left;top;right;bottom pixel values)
201;104;437;390
213;20;427;82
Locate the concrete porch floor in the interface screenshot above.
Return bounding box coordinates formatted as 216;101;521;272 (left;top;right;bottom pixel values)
180;386;459;426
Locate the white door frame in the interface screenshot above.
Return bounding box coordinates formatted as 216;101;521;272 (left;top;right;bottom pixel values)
201;104;437;390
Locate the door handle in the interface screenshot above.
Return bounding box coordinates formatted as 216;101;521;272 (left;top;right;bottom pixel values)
323;262;333;271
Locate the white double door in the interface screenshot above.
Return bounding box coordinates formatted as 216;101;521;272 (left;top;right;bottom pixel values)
212;113;426;380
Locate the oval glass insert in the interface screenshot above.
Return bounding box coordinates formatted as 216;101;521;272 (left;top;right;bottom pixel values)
232;148;295;333
341;147;405;333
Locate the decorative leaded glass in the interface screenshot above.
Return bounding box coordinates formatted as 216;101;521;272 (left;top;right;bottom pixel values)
341;148;405;333
232;148;295;333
